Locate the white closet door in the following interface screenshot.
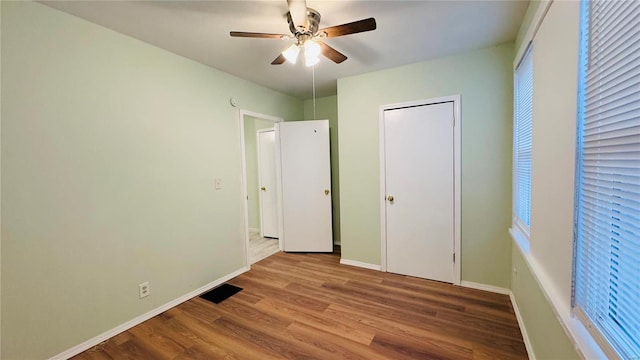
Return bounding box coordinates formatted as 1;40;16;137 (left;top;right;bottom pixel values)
384;102;455;283
257;129;278;238
277;120;333;252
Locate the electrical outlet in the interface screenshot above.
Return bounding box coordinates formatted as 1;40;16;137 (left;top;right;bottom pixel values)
215;178;223;190
138;281;150;299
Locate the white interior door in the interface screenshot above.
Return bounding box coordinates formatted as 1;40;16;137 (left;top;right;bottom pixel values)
383;102;455;283
277;120;333;252
257;129;278;238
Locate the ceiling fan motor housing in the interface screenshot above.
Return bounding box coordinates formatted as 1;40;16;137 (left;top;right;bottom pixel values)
288;8;321;36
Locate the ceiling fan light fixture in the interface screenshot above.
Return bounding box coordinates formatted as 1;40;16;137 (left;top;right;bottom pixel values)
303;40;321;66
282;44;300;64
231;0;377;66
305;55;320;67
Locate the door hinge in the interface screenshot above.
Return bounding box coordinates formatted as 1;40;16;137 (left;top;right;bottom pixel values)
453;253;456;263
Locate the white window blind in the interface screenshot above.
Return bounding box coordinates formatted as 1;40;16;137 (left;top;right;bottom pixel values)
573;0;640;358
514;46;533;232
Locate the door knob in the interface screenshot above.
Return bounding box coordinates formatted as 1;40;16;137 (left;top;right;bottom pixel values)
325;189;330;195
261;187;266;191
387;195;394;202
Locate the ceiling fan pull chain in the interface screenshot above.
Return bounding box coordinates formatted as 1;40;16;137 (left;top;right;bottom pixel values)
312;65;317;120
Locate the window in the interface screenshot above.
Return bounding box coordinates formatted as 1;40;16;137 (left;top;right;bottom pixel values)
573;0;640;358
513;46;533;236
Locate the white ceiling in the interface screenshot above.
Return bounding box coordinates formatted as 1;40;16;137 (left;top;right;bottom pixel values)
41;0;528;100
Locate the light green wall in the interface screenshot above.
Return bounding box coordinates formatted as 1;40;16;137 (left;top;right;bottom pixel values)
243;116;275;231
511;247;579;359
303;96;340;244
509;0;580;358
0;2;3;355
0;2;302;358
338;43;514;287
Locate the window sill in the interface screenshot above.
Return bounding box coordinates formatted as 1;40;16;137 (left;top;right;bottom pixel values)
509;228;608;360
509;226;530;254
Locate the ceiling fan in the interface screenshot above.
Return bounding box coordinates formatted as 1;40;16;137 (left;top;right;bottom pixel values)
230;0;377;66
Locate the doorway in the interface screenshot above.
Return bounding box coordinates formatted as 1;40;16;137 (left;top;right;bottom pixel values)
239;110;283;265
379;95;461;284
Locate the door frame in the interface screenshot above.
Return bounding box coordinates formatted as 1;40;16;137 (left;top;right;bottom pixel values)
378;95;461;285
238;109;284;268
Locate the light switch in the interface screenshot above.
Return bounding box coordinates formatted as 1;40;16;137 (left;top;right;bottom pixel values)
215;178;223;190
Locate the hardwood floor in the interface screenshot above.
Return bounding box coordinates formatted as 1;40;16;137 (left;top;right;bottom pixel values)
73;249;527;359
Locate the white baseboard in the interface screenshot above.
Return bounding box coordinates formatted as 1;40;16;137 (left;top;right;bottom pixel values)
510;292;536;360
49;266;250;360
339;258;381;271
460;281;534;359
248;227;259;234
460;281;511;295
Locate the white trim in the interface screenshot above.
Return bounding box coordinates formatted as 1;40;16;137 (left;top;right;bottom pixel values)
461;281;536;359
510;291;537;360
379;95;462;285
340;258;381;271
253;248;281;264
274;122;285;252
49;266;250;360
378;104;387;272
460;281;510;295
248;227;260;234
238;109;284;268
509;227;530;254
514;0;554;68
510;234;608;360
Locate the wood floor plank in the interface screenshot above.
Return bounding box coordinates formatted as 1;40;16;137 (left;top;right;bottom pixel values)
323;280;466;313
212;316;330;359
200;296;293;330
324;303;474;352
251;262;326;287
126;319;188;357
370;331;474;360
284;281;407;318
71;247;528;360
172;306;284;359
230;276;330;313
152;310;237;359
382;277;512;305
253;296;377;345
285;321;388;360
257;260;351;285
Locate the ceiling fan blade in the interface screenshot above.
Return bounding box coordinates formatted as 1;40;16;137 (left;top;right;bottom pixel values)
230;31;287;39
318;41;347;64
271;53;286;65
319;18;377;38
287;0;308;30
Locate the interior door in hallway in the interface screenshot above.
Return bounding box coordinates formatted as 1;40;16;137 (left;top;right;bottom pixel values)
277;120;333;252
257;129;278;238
383;102;455;283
